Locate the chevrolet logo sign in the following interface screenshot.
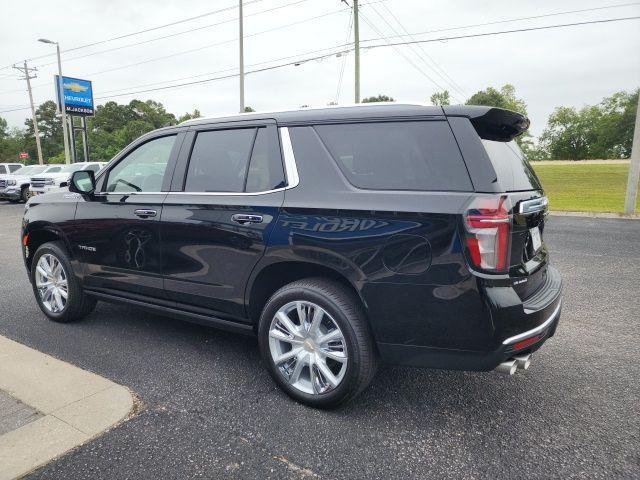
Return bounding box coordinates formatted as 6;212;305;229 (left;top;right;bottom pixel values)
64;82;88;93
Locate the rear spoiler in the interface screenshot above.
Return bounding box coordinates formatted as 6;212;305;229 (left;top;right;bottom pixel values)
443;105;530;142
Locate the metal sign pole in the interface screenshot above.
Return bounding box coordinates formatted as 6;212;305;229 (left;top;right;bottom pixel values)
81;116;89;162
69;116;77;163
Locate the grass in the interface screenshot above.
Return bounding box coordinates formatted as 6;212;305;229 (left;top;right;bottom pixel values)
531;163;639;214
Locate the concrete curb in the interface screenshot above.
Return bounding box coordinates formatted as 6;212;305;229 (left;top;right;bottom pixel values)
549;211;640;220
0;336;135;480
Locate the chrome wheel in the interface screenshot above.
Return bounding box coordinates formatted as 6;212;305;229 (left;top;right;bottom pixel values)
35;253;68;314
268;301;348;395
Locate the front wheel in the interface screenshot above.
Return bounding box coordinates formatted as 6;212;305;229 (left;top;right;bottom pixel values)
21;187;30;203
258;278;377;408
30;241;97;323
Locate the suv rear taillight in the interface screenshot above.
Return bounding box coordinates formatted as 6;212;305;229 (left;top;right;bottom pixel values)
463;195;511;273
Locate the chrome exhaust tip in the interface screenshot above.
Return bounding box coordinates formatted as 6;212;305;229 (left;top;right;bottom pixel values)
513;354;531;370
495;359;518;375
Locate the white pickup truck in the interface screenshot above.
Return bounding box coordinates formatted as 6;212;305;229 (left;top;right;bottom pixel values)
29;162;106;197
0;164;63;202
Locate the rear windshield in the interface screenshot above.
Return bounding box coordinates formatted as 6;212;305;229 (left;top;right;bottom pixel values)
481;140;541;192
315;121;472;192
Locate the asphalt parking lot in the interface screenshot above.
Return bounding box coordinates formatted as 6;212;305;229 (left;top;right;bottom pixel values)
0;201;638;479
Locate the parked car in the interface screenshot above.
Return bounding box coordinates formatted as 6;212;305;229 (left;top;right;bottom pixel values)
29;162;106;197
21;104;562;408
0;164;63;202
0;162;24;175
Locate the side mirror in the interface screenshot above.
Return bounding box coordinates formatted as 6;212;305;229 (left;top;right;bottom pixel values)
69;170;96;195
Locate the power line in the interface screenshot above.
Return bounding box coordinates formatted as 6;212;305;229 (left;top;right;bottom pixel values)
377;1;467;97
33;0;319;68
365;2;465;101
357;9;451;97
15;4;348;94
1;0;637;74
0;1;265;72
2;1;634;93
95;15;640;100
361;15;640;50
361;1;640;43
2;15;639;112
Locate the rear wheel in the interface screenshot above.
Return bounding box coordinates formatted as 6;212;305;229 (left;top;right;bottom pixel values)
258;278;377;408
30;241;97;323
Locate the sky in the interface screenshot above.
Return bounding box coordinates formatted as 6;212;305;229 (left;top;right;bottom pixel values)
0;0;639;138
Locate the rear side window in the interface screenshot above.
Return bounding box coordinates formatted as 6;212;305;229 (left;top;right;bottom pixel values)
245;128;285;192
481;140;541;192
315;121;472;191
185;129;255;193
184;127;285;193
9;164;22;172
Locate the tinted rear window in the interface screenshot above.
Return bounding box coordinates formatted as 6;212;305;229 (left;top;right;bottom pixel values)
481;140;541;192
185;129;255;193
315;121;472;191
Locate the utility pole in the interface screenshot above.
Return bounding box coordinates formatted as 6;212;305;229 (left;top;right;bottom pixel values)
13;61;44;165
239;0;245;113
623;98;640;214
353;0;360;103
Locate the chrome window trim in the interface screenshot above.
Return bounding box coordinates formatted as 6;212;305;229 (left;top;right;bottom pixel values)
165;187;287;197
502;299;561;345
519;196;548;215
279;127;300;188
92;128;300;197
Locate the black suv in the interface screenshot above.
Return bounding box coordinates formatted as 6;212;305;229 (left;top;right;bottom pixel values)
22;104;562;408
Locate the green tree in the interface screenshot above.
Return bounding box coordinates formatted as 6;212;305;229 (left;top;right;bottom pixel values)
466;84;527;115
178;109;202;123
538;89;638;160
91;101;135;133
430;90;451;106
243;106;255;112
0;118;27;162
362;94;394;103
129;99;176;128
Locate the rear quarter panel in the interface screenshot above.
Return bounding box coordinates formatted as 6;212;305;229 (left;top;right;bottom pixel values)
266;125;497;351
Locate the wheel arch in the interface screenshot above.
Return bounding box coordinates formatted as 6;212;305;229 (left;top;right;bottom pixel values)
23;224;74;271
245;259;369;328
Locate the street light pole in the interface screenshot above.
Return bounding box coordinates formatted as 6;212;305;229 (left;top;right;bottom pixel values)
55;43;71;164
39;38;70;164
239;0;245;113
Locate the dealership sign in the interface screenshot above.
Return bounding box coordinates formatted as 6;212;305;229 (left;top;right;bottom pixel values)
55;76;94;116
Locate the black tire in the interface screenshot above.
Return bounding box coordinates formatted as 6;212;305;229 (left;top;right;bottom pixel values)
30;241;97;323
258;278;377;408
20;187;29;203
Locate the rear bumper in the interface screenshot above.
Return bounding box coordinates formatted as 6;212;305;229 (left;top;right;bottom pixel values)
378;266;562;371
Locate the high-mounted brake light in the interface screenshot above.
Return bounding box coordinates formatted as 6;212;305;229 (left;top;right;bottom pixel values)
463;196;511;273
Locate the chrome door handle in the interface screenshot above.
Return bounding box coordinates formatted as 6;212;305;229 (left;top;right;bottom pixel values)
231;214;263;225
134;209;157;218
